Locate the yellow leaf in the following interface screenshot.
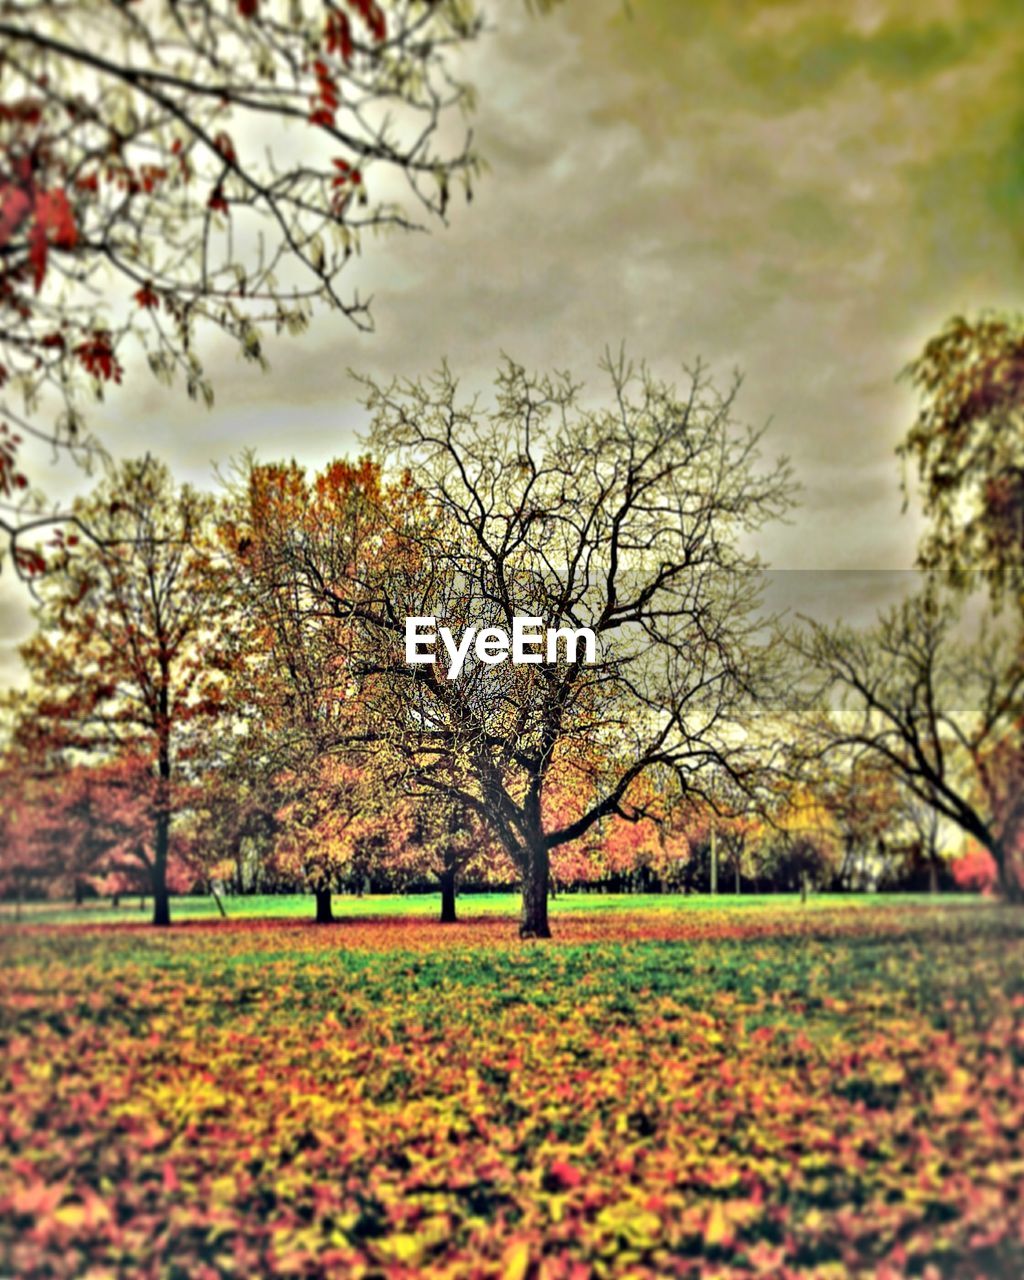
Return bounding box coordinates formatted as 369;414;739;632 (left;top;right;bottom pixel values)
53;1203;88;1230
705;1201;731;1247
379;1234;425;1266
501;1239;531;1280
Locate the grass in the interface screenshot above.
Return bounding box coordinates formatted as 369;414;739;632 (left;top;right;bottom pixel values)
0;900;1021;1276
0;888;979;927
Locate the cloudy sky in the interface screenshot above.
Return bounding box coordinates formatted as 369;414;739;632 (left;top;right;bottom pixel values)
2;0;1022;682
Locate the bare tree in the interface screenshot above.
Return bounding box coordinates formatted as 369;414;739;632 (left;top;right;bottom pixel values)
790;591;1024;903
270;352;794;936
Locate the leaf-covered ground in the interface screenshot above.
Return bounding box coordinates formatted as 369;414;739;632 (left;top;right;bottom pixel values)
1;902;1022;1278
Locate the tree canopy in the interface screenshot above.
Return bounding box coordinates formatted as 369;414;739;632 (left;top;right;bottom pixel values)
0;0;482;564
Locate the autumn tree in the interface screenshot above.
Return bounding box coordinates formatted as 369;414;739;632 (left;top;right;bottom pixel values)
223;455;433;921
393;785;508;920
13;457;235;924
270;754;393;921
286;352;793;937
790;591;1024;903
0;1;482;563
785;751;902;893
0;753;74;911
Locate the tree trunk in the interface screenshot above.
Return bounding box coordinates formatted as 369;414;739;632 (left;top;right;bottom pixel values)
439;861;457;923
152;703;173;927
209;880;227;919
152;880;171;927
929;861;939;895
984;837;1022;904
734;858;741;895
800;869;808;905
520;844;552;939
152;808;171;928
314;885;334;924
709;824;718;895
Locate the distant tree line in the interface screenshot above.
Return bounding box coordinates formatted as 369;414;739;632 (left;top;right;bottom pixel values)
2;315;1021;932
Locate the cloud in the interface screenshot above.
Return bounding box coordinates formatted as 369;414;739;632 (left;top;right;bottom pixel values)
3;0;1022;685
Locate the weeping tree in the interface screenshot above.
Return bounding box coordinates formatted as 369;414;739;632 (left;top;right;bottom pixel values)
278;352;793;937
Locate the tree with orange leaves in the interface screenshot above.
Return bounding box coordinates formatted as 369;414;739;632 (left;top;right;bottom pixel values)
223;454;443;920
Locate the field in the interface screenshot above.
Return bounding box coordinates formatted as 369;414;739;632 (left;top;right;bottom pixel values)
1;898;1023;1278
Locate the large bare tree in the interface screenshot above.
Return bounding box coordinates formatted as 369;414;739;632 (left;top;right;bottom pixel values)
270;353;793;936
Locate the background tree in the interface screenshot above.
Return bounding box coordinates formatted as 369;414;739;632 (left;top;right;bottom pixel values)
304;352;795;937
226;454;508;921
12;457;234;924
223;455;435;920
0;0;481;563
803;755;901;892
790;591;1024;903
402;787;509;921
271;753;394;922
900;310;1024;610
890;785;951;893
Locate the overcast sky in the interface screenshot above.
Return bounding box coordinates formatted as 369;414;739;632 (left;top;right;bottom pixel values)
2;0;1022;684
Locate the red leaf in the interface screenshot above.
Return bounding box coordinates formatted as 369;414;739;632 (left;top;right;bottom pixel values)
0;182;32;248
325;12;354;64
14;547;47;576
347;0;386;42
75;332;122;383
35;189;77;248
548;1159;584;1189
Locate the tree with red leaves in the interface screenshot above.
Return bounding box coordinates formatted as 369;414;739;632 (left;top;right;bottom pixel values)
10;456;237;924
0;1;481;567
0;750;198;913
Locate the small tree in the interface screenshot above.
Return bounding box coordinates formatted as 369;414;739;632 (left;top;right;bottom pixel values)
272;754;392;922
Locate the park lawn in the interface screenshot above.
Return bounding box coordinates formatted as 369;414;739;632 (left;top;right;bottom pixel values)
0;889;977;927
1;901;1022;1278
